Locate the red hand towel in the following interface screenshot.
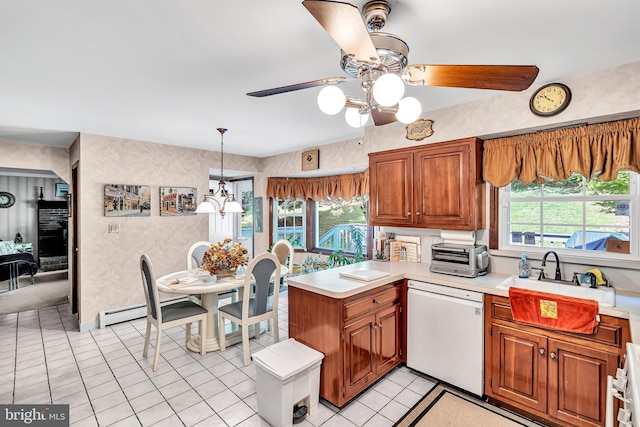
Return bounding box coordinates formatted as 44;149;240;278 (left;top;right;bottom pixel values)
508;287;599;334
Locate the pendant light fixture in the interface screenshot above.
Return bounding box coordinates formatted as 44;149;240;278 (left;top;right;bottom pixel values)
195;128;244;217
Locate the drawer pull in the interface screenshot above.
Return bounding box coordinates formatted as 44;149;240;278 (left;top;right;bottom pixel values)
539;348;545;356
550;352;556;360
373;299;381;304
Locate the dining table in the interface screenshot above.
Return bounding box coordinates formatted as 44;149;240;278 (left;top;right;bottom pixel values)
156;266;288;353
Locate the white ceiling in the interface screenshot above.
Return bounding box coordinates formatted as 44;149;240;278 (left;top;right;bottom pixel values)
1;0;639;158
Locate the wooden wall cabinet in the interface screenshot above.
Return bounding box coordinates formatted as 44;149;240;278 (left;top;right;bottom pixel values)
485;295;630;427
289;281;403;407
369;137;484;230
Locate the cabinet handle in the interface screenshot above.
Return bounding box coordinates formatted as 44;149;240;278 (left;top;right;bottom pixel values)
539;348;546;356
373;299;381;304
550;352;556;360
407;212;412;216
415;212;421;216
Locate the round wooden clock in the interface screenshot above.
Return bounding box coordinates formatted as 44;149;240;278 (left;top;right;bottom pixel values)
529;83;572;117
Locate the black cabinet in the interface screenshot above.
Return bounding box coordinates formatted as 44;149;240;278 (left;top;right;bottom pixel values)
37;200;68;271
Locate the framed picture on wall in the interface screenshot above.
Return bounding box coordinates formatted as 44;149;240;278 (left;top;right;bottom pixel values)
160;187;197;216
55;183;69;198
104;184;151;217
254;197;263;233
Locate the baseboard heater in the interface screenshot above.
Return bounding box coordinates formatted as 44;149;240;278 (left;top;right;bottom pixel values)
98;296;189;328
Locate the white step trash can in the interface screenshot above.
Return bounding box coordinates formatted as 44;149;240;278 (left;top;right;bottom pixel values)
252;338;324;427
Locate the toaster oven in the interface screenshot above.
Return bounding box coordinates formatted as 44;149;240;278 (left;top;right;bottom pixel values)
429;243;489;278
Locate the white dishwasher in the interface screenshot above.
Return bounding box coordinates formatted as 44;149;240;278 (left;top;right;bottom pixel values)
407;280;484;396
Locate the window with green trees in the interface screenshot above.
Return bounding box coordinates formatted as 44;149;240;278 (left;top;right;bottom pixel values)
500;170;638;258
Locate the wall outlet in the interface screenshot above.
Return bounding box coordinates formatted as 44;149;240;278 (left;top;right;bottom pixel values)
108;224;119;234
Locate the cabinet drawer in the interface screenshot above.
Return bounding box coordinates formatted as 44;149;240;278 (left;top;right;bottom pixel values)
488;297;624;348
344;286;400;321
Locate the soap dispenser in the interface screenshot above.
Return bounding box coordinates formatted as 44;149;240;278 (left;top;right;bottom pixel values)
518;254;530;278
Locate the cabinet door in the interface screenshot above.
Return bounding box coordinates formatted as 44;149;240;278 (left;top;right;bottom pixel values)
343;315;376;400
415;140;474;229
375;304;401;376
491;324;548;413
369;151;414;226
547;339;619;427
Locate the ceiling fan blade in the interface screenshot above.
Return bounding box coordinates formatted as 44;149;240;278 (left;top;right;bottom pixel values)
247;77;348;97
403;65;540;91
303;0;379;63
371;108;397;126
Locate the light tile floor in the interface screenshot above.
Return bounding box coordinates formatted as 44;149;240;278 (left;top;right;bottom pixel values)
0;290;437;427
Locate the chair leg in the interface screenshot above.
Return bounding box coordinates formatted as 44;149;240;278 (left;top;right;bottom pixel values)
254;322;260;339
199;318;206;356
267;318;272;332
143;319;151;358
153;327;162;372
272;314;279;344
242;324;251;366
185;322;191;342
218;312;226;352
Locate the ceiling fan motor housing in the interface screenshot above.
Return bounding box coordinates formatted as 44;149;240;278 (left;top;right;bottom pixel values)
340;32;409;78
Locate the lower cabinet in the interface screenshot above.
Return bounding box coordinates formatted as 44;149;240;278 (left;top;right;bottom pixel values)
289;281;403;407
485;295;630;427
344;303;401;399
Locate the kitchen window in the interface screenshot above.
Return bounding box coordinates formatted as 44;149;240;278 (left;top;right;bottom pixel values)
272;196;369;255
499;170;639;259
314;197;367;254
272;198;306;248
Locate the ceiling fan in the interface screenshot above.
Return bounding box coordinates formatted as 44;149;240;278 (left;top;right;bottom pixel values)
247;0;539;127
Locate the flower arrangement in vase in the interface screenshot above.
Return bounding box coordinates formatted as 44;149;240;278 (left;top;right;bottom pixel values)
201;238;249;277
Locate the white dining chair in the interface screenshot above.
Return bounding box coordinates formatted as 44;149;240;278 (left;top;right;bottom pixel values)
140;254;208;371
267;239;295;331
218;252;281;366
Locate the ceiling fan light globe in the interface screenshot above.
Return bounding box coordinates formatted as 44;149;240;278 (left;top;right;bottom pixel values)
396;97;422;124
373;73;405;107
317;86;346;115
345;108;369;128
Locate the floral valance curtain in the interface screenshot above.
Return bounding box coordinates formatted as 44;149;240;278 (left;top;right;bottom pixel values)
483;117;640;187
266;170;369;200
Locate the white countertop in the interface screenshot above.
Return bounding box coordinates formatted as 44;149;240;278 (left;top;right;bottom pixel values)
287;260;640;342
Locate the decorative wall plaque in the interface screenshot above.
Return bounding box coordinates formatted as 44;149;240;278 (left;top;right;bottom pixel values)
302;149;320;171
405;119;434;141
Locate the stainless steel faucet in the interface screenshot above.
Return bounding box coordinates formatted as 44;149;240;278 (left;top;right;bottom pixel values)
541;250;562;281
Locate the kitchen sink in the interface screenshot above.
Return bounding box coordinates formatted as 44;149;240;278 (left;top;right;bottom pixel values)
496;275;616;308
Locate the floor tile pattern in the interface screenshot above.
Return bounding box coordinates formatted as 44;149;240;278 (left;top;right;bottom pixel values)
0;291;436;426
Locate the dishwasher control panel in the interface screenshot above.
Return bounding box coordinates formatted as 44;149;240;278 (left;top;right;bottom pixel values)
408;280;484;302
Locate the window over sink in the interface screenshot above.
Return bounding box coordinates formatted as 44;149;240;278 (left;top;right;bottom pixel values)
499;170;638;260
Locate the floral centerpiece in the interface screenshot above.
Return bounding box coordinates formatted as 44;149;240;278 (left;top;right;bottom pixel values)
201;238;249;277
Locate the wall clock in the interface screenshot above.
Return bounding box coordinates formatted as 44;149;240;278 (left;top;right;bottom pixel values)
302;149;320;171
529;83;572;116
0;191;16;208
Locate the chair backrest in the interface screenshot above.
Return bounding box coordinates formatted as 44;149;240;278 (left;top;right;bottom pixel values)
243;252;280;318
186;241;211;270
271;239;294;274
140;254;161;321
